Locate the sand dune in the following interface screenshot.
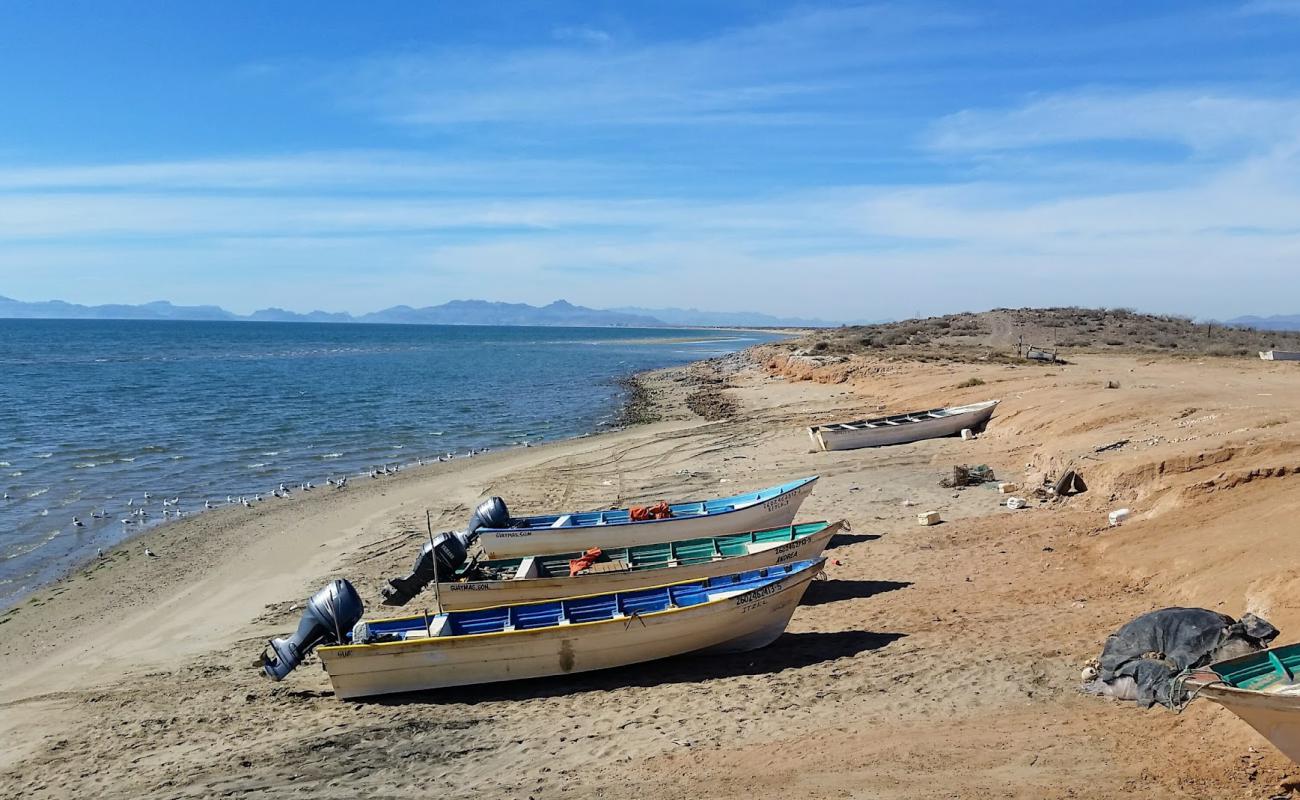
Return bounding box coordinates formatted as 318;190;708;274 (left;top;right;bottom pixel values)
3;349;1300;798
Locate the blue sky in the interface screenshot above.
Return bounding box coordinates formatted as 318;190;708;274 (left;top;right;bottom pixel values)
3;1;1300;320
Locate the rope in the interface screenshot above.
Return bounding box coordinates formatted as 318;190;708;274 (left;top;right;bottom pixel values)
1167;669;1226;714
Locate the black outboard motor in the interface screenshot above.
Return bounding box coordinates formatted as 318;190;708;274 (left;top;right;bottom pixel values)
380;530;471;606
262;579;364;681
466;496;511;538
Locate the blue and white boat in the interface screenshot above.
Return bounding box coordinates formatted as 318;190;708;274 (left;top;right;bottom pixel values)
474;476;819;559
317;558;826;699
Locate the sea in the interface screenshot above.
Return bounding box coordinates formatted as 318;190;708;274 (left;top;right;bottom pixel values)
0;319;782;609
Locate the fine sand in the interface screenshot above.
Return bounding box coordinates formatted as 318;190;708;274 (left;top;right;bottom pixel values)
4;347;1300;798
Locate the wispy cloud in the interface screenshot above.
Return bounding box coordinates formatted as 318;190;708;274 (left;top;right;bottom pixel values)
0;151;632;193
924;90;1300;158
552;25;612;46
1238;0;1300;16
327;5;974;128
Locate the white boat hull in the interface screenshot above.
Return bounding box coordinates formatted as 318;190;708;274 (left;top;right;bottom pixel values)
809;401;998;452
475;478;817;559
318;562;822;699
436;521;842;611
1200;684;1300;764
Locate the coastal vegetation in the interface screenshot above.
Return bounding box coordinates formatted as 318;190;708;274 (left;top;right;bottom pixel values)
787;307;1300;361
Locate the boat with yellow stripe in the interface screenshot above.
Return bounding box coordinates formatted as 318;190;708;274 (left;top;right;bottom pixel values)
316;558;825;699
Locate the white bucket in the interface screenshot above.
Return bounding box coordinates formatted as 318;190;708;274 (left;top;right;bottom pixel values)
1108;508;1131;526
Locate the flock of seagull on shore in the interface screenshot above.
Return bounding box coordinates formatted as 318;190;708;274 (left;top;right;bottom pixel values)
5;447;494;560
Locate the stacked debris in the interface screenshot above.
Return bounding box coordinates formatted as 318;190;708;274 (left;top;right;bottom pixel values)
941;464;996;488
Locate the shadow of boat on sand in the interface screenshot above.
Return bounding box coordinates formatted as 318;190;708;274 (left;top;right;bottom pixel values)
363;629;906;705
800;579;911;606
828;532;881;549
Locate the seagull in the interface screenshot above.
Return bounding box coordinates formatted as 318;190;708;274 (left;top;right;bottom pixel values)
91;510;105;519
2;492;9;500
40;508;49;516
253;494;262;502
162;498;172;507
204;500;213;509
241;498;251;508
143;492;151;501
72;516;83;527
226;495;234;504
96;547;104;559
121;518;135;525
144;548;158;557
279;483;287;493
127;498;134;507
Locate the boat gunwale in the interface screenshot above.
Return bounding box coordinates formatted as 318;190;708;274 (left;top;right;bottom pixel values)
464;519;843;582
808;400;999;435
319;557;826;653
475;476;819;533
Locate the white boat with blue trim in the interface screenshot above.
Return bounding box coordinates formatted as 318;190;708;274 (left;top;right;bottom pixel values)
473;476;819;559
808;400;999;451
317;558;826;699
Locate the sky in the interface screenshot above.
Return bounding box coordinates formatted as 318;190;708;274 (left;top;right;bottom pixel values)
2;1;1300;321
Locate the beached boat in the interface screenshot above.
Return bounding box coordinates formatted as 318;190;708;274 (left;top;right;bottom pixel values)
407;520;844;611
1186;643;1300;764
318;558;827;699
473;476;819;559
807;400;999;452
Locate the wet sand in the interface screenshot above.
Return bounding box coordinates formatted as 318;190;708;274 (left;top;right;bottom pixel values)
4;348;1300;798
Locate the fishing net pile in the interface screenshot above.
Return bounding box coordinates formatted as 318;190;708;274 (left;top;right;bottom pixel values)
1083;607;1279;707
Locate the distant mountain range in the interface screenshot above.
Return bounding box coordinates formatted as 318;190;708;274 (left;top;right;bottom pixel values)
1224;314;1300;332
0;295;838;328
609;306;846;328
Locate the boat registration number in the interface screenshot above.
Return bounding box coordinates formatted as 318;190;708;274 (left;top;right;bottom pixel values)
736;578;787;610
773;539;803;564
761;493;792;512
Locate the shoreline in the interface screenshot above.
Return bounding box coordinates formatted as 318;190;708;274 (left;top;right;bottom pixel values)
6;346;1300;797
0;336;767;614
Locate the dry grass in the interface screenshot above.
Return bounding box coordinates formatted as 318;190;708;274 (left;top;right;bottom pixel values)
789;307;1300;362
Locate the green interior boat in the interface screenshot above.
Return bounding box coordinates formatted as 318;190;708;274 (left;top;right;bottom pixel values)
457;520;832;582
1209;642;1300;691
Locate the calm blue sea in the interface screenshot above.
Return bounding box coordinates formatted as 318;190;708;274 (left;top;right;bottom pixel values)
0;319;780;608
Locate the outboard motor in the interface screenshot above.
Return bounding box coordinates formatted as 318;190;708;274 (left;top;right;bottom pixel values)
466;496;511;538
380;530;471;606
262;579;364;681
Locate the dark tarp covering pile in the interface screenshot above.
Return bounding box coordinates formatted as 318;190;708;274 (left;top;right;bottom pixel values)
1096;607;1279;707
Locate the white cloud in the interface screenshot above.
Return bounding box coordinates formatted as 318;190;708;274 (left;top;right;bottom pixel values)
0;151;628;192
328;4;973;128
552;26;612;46
1238;0;1300;16
924;90;1300;157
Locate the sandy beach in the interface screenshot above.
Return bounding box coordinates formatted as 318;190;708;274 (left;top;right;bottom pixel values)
5;344;1300;798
